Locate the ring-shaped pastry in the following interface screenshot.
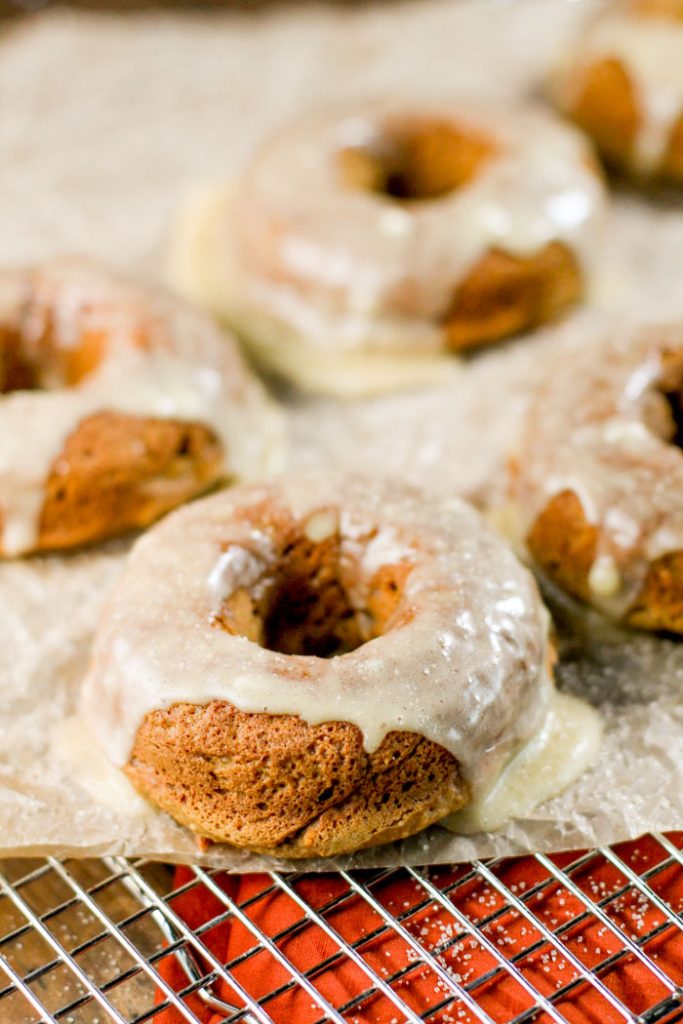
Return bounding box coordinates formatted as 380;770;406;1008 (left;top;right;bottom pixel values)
512;324;683;631
172;102;606;397
0;261;281;556
82;477;558;857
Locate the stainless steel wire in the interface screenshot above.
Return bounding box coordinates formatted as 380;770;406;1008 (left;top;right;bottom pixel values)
0;836;680;1024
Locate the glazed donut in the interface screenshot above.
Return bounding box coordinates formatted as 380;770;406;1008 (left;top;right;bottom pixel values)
0;261;281;557
511;324;683;631
555;0;683;181
171;102;607;397
81;477;561;857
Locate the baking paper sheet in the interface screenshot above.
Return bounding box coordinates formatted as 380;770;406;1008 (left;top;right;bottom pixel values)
1;0;682;870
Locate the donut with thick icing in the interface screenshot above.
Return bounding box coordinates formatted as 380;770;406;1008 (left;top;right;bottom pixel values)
555;0;683;182
0;261;282;557
80;476;566;857
511;323;683;631
171;102;607;397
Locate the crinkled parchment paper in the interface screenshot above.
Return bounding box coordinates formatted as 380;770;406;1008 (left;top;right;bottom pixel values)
1;0;682;870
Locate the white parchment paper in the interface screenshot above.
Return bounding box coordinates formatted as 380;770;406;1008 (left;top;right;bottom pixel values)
0;0;682;870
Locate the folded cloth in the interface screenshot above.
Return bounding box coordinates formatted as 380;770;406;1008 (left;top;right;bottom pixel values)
155;833;683;1024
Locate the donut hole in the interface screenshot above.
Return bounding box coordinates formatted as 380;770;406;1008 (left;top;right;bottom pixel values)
0;322;107;393
338;117;496;201
213;517;413;658
653;387;683;447
262;543;366;657
643;353;683;447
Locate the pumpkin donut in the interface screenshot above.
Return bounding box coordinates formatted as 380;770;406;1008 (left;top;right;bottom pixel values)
81;476;566;858
511;323;683;631
0;260;281;557
171;102;607;397
554;0;683;182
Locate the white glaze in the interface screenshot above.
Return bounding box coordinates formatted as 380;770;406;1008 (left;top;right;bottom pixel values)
442;689;603;834
52;716;154;818
170;103;606;376
588;554;622;598
81;477;555;801
568;8;683;172
0;261;283;556
514;323;683;617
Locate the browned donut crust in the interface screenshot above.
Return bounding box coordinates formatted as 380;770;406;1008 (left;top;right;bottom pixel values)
527;489;683;632
443;241;581;353
632;0;683;19
125;702;467;858
560;6;683;183
0;382;223;558
33;412;222;555
565;57;683;181
563;57;641;174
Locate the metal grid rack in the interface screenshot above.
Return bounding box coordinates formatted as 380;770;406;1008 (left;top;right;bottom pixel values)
0;833;681;1024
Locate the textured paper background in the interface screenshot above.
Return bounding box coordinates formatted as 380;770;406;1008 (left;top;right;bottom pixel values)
1;0;682;870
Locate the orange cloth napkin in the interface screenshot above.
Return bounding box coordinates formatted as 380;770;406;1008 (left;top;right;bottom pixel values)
156;833;683;1024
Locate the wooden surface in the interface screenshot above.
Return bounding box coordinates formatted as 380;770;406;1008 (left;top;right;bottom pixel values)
0;858;179;1023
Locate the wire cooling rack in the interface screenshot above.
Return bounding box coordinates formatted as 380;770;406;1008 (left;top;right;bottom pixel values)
0;833;681;1024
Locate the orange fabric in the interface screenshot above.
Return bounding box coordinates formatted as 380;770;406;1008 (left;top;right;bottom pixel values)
156;833;683;1024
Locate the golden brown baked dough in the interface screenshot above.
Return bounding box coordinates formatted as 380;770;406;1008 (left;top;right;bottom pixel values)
127;703;466;858
633;0;683;16
562;58;640;173
442;242;581;353
556;0;683;182
0;261;280;557
34;412;222;555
